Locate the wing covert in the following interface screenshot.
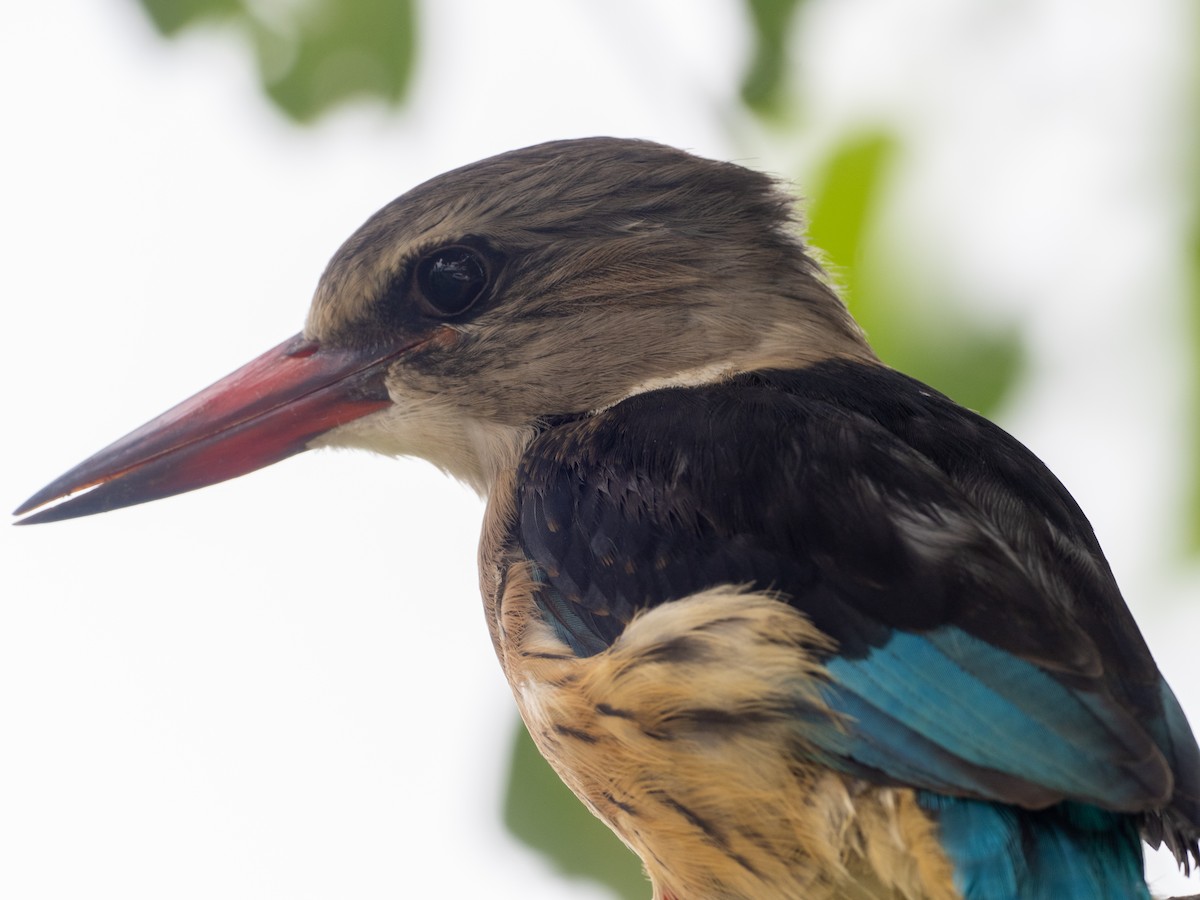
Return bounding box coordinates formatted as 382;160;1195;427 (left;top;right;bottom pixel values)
511;361;1198;851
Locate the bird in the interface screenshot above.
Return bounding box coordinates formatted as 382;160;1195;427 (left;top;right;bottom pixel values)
14;137;1200;899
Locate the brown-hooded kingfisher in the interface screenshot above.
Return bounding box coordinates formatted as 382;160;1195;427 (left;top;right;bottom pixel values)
16;138;1200;899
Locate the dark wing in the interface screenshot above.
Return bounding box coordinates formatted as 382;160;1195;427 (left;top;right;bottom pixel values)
514;361;1200;861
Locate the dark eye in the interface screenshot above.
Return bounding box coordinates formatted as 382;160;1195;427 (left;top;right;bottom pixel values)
415;246;488;316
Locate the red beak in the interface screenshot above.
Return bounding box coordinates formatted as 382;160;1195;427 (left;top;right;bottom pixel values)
14;333;411;525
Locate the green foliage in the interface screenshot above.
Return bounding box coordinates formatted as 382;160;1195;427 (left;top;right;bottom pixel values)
503;724;648;900
1184;16;1200;555
139;0;240;33
136;0;416;121
1187;216;1200;553
805;132;894;301
740;0;806;117
806;132;1024;415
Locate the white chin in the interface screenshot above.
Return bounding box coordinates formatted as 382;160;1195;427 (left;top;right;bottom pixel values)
310;397;535;496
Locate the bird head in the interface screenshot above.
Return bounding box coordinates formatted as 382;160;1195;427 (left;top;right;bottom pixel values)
15;137;872;523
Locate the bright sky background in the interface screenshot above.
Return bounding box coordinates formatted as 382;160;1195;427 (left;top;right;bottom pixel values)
3;1;1199;897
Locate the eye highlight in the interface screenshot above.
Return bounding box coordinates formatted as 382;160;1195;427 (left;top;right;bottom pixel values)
415;246;488;316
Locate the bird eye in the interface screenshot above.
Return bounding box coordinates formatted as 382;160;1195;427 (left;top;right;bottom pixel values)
415;246;488;316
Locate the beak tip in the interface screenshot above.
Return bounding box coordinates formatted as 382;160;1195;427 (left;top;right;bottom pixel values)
12;498;47;524
13;478;75;520
13;506;69;526
13;497;44;518
12;495;57;524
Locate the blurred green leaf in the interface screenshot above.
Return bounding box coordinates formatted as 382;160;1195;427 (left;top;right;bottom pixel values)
134;0;416;122
806;132;1024;415
139;0;241;34
503;723;647;900
1186;217;1200;553
740;0;805;117
805;132;895;302
1184;15;1200;556
255;0;416;121
883;320;1024;416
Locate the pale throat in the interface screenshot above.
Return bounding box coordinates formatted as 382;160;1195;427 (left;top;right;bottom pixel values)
311;395;538;496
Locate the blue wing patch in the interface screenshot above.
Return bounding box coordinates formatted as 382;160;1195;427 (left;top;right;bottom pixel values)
818;627;1167;810
812;626;1165;897
917;794;1148;900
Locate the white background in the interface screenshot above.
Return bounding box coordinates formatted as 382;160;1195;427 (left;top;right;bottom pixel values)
3;1;1199;897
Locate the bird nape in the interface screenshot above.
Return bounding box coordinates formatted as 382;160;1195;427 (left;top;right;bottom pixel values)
15;137;1200;900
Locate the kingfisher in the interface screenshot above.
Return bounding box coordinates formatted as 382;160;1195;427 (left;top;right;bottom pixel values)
15;138;1200;899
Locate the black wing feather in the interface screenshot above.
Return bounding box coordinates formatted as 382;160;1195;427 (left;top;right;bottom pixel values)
512;361;1199;854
